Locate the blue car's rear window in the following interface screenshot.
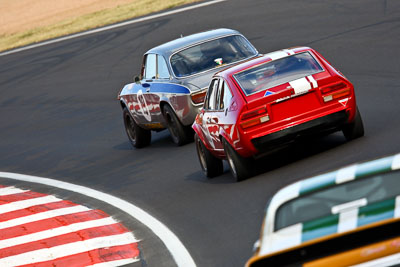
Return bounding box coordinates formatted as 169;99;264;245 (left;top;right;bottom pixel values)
233;52;323;96
170;35;257;78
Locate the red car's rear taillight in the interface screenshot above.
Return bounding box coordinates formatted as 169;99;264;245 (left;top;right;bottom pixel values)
241;107;267;120
321;82;347;94
240;106;270;129
321;82;351;102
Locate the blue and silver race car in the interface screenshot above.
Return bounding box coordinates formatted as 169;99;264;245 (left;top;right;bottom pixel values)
118;28;258;147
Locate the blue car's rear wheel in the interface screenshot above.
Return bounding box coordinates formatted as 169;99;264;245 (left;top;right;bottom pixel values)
163;105;192;146
123;107;151;148
195;134;223;178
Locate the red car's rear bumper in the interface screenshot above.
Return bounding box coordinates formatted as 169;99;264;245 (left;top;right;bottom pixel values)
232;86;357;158
251;110;349;155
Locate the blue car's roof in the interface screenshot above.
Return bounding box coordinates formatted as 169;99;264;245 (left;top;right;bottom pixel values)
146;28;242;58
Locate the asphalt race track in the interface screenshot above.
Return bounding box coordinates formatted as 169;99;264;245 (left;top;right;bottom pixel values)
1;0;400;266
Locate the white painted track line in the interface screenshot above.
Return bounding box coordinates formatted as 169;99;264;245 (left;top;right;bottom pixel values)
88;258;140;267
0;232;138;266
0;195;62;214
0;186;29;196
0;205;90;230
0;217;123;249
0;0;227;57
0;172;197;267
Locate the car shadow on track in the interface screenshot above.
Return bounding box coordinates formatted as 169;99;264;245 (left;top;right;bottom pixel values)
185;163;233;184
250;133;348;178
186;133;349;184
113;130;179;151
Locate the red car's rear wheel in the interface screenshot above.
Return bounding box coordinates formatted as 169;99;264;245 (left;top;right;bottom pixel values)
223;139;252;182
195;134;223;178
343;107;364;141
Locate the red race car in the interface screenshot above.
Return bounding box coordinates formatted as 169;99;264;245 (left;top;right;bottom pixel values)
192;47;364;181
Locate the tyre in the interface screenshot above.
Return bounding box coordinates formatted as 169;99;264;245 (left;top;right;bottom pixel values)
163;104;191;146
223;139;252;182
123;107;151;148
195;133;223;178
342;107;364;141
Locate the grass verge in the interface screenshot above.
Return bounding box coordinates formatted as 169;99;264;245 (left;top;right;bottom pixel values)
0;0;200;53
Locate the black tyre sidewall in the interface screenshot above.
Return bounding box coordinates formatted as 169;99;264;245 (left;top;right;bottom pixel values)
343;107;364;141
223;139;251;182
163;105;190;146
195;134;223;178
123;107;151;148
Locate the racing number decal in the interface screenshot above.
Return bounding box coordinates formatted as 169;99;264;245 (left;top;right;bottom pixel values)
137;89;151;122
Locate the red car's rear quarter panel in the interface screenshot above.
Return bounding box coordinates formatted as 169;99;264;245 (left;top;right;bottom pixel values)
193;112;216;154
219;76;249;154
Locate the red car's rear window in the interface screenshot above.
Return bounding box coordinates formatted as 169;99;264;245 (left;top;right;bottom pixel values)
233;52;323;96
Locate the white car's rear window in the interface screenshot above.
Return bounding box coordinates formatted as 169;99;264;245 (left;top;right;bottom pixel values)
275;170;400;231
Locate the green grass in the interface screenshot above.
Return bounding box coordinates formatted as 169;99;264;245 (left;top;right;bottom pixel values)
0;0;200;52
